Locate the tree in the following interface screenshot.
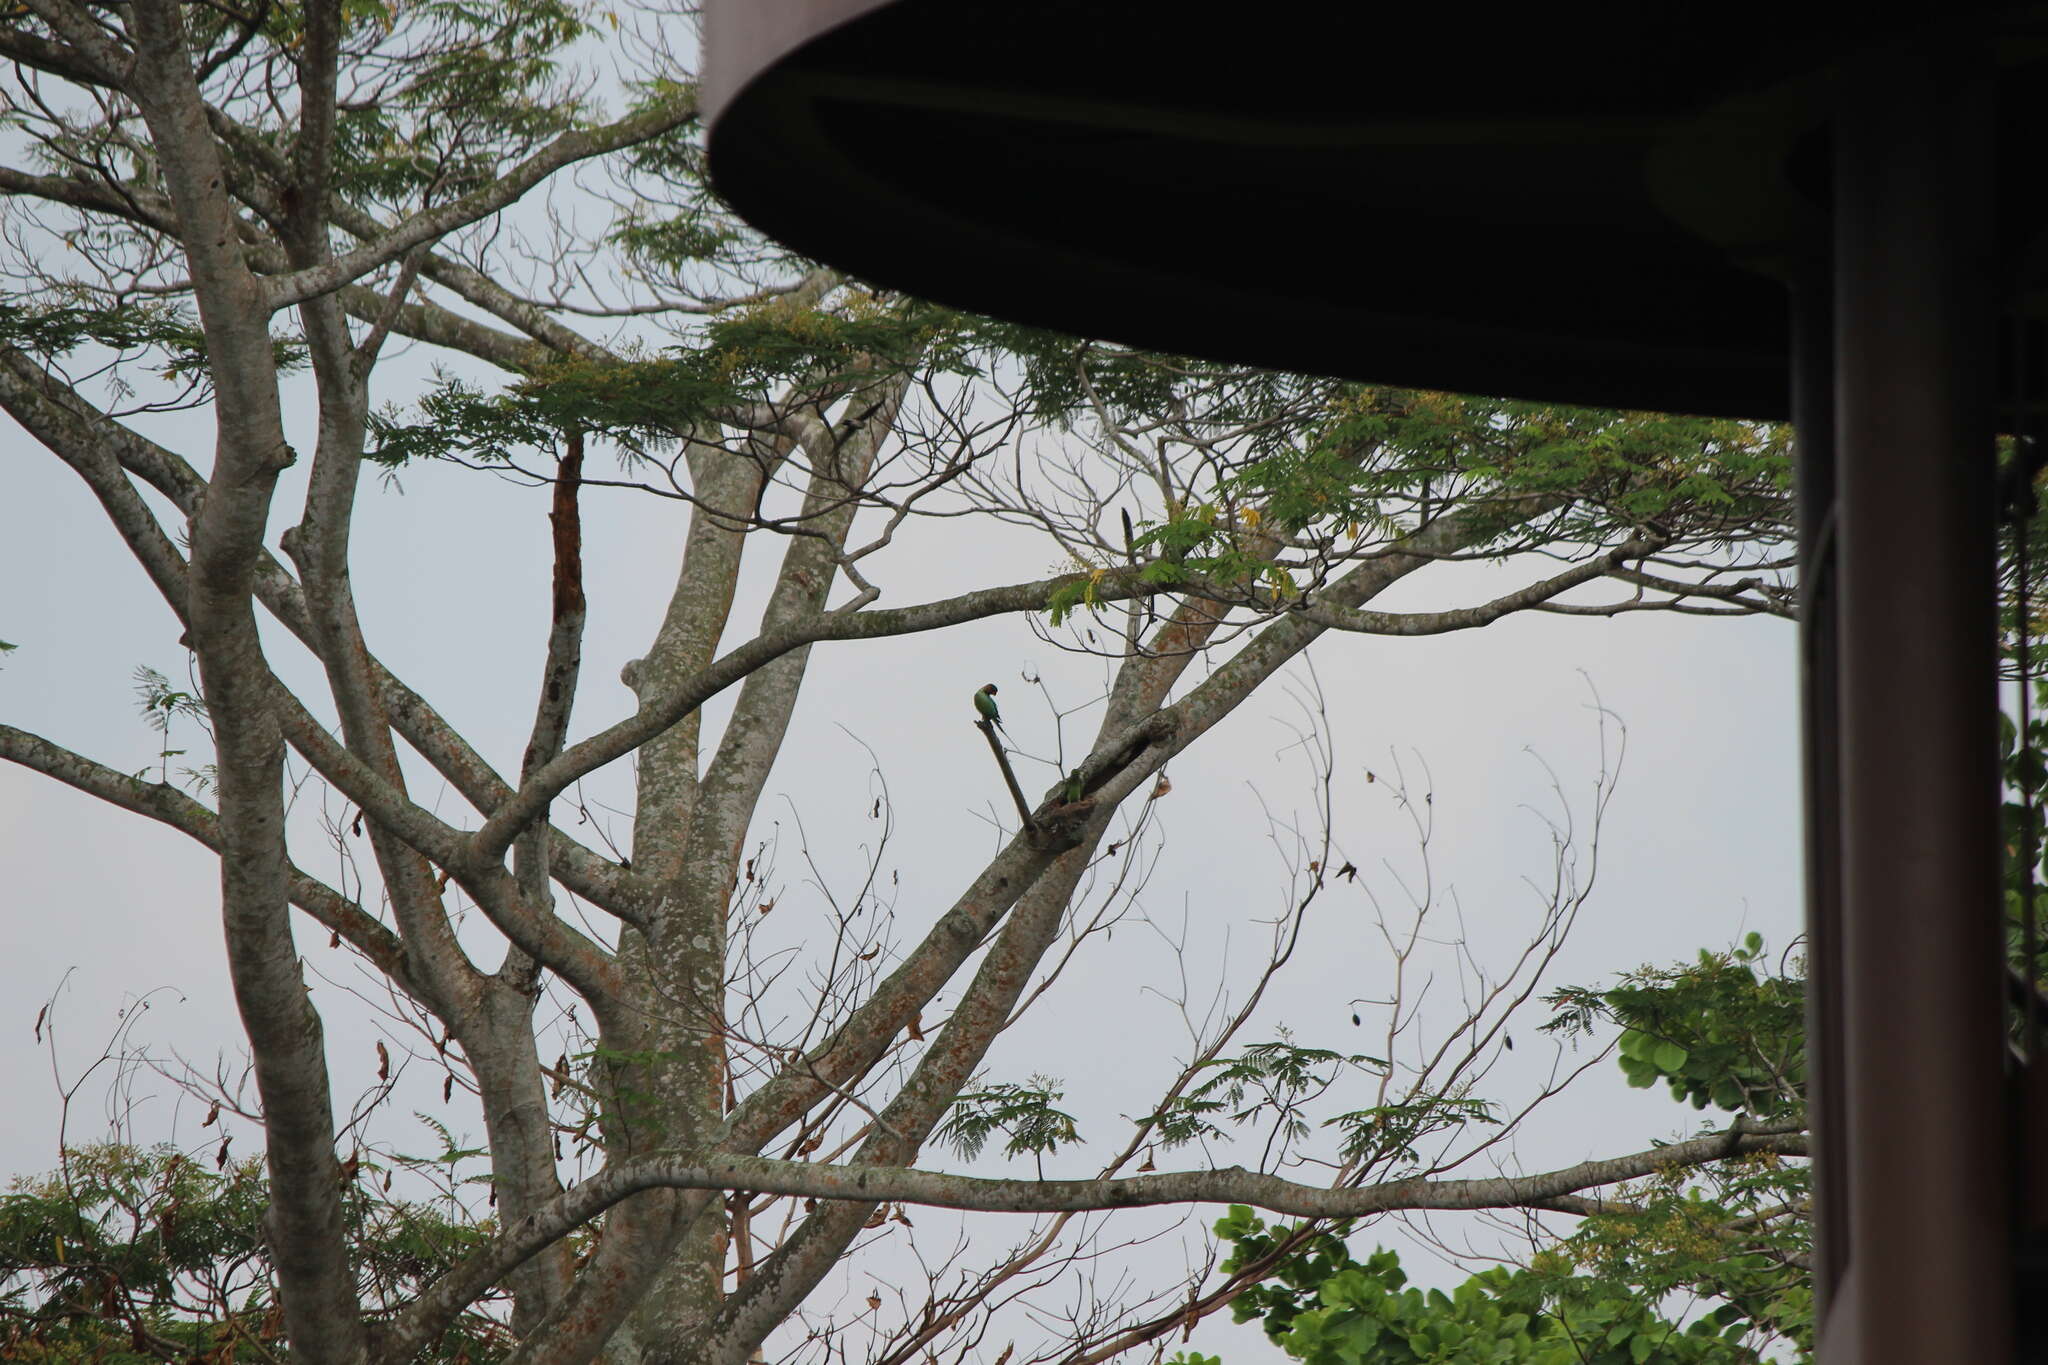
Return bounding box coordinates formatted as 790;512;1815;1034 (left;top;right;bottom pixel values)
1192;497;2048;1365
1192;934;1811;1365
0;4;1802;1362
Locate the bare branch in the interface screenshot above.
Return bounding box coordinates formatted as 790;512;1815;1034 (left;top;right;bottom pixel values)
263;90;700;310
1276;536;1669;635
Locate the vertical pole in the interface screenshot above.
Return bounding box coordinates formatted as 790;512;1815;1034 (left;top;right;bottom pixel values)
1831;34;2008;1365
1791;269;1849;1331
2016;318;2048;1365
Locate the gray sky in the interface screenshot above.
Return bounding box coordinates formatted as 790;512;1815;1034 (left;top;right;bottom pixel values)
0;360;1802;1351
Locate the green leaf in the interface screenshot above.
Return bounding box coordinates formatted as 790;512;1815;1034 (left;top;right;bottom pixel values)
936;1076;1082;1158
1617;1057;1660;1089
1651;1041;1690;1073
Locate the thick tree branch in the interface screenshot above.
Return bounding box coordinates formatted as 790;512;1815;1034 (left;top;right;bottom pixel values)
620;443;764;889
474;434;591;1330
4;345;632;917
512;431;587;949
15;0;131;82
392;1123;1805;1347
198;96;612;364
0;723;417;993
473;570;1165;860
738;714;1177;1162
1111;505;1541;791
498;703;1173;1361
392;823;1096;1362
682;383;905;897
5;360;630;1008
288;0;342;239
0;164;179;230
260;679;625;1005
126;0;365;1350
0;347;192;617
337;279;552;373
283;268;495;1084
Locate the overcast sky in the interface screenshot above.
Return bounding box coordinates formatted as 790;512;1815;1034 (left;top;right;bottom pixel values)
0;348;1803;1351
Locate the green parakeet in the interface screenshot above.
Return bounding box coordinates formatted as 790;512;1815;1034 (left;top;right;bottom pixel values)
973;683;1007;734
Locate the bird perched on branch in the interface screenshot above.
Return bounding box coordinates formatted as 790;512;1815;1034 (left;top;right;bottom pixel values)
973;683;1009;737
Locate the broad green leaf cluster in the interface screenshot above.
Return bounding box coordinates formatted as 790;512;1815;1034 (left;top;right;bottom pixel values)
2001;680;2048;994
1544;934;1805;1118
1205;939;1813;1365
1213;1207;1769;1365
